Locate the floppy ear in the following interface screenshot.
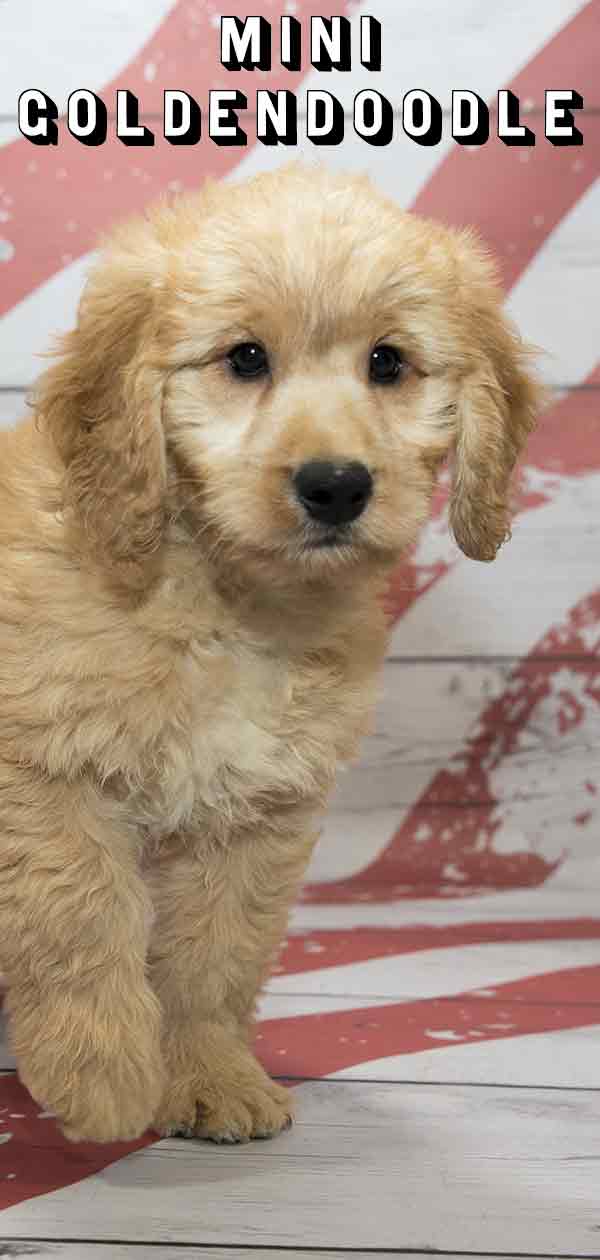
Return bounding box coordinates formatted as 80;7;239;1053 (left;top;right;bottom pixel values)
448;237;542;562
35;225;167;591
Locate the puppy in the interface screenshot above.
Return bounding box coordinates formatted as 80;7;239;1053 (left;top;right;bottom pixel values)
0;165;540;1144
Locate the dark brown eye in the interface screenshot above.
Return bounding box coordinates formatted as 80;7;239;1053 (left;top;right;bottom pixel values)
369;344;404;384
227;342;269;379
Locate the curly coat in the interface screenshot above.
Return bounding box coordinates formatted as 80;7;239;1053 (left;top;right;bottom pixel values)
0;166;541;1143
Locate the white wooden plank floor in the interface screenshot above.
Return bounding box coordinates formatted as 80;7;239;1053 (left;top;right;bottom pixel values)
1;1080;599;1255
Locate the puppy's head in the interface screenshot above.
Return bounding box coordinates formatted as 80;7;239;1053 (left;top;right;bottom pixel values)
37;165;541;591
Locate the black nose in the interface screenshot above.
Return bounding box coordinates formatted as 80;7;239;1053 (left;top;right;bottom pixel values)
293;460;373;526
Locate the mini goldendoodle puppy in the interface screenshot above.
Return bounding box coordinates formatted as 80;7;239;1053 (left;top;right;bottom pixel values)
0;165;540;1144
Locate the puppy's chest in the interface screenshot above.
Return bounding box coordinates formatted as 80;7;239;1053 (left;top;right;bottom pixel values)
135;635;366;837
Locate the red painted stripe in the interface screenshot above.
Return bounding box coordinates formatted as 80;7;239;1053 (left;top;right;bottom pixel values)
502;0;599;104
257;965;600;1079
524;365;600;479
0;1074;154;1212
0;0;351;319
414;2;599;288
276;919;600;976
306;589;600;902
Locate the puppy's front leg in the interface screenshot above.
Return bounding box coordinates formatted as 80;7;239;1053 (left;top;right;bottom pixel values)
148;822;317;1142
0;766;164;1143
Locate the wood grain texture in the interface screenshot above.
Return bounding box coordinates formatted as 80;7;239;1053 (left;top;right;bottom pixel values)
329;655;600;808
2;1081;599;1254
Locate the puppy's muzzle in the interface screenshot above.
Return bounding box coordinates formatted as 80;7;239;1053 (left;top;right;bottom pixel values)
293;461;373;527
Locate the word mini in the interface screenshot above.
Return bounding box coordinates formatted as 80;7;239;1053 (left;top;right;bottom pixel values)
18;16;583;149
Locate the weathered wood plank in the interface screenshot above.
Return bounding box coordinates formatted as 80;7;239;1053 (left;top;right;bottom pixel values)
2;1081;599;1254
331;1021;600;1090
387;475;600;662
329;654;600;809
264;937;600;1004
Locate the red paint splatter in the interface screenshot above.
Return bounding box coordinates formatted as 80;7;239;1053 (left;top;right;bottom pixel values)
306;593;600;902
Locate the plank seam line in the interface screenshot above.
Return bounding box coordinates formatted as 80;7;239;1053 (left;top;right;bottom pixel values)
266;993;600;1007
276;1075;600;1092
1;1241;598;1258
3;1067;599;1093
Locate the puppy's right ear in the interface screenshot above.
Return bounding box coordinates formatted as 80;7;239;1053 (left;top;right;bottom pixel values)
35;224;167;592
446;231;543;562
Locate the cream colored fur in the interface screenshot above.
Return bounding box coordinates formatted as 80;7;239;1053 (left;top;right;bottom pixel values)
0;165;541;1143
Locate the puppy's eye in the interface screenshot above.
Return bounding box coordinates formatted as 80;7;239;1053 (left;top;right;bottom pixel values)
369;344;404;385
227;342;269;379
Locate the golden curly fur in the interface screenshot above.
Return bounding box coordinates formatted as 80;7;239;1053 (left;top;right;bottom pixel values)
0;165;540;1144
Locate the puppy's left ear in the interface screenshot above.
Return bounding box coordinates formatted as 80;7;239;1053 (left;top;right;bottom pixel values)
448;234;543;562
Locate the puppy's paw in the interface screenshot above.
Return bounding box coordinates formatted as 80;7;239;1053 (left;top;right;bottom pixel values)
155;1033;293;1143
22;1042;165;1145
57;1061;164;1145
10;985;165;1144
158;1076;293;1144
59;1047;167;1144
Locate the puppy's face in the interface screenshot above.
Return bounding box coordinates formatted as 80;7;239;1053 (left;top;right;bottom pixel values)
38;167;540;590
162;193;449;578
